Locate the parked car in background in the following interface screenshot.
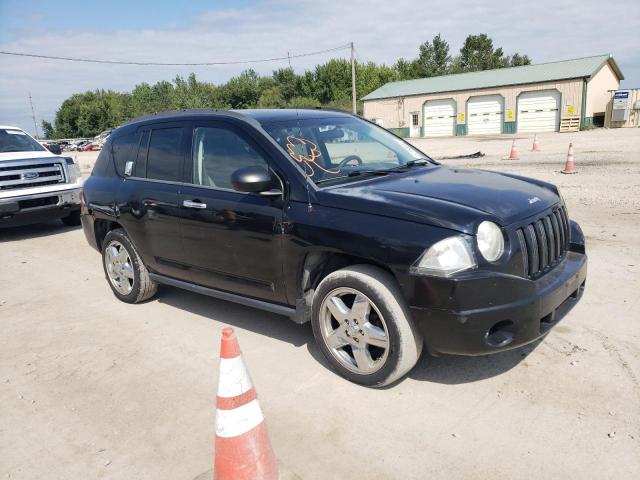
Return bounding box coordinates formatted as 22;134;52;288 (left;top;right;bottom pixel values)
68;140;88;151
80;109;587;387
40;141;62;155
0;125;83;227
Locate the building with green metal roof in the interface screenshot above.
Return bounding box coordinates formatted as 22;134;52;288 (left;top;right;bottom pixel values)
362;55;623;137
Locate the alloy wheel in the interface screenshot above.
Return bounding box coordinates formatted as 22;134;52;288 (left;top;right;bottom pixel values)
104;240;134;295
319;287;390;374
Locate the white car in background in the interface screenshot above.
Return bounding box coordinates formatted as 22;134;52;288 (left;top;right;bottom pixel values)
0;125;83;228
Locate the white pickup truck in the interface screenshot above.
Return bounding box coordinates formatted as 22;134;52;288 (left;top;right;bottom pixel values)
0;125;83;228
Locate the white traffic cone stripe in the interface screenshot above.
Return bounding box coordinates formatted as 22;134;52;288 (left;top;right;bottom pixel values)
218;356;254;398
215;399;265;438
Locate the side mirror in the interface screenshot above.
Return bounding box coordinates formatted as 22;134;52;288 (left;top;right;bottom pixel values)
231;165;273;193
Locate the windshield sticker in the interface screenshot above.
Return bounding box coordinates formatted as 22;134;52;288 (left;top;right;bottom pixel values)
5;130;26;135
285;135;339;177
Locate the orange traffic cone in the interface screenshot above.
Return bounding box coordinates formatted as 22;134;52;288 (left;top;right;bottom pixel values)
214;328;278;480
505;139;519;160
561;143;577;174
531;134;541;152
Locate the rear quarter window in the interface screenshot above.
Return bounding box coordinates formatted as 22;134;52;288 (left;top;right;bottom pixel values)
91;138;115;176
112;131;140;177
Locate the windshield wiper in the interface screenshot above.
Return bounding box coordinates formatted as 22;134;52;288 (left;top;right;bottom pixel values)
347;169;399;177
390;158;433;170
346;159;434;177
315;170;395;184
406;158;431;167
315;158;434;185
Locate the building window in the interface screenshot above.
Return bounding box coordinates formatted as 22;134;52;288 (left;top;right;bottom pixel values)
411;113;419;127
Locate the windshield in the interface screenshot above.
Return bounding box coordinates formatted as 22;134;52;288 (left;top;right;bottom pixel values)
0;128;46;153
263;116;432;185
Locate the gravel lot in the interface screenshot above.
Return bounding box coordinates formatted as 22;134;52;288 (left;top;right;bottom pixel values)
1;128;639;479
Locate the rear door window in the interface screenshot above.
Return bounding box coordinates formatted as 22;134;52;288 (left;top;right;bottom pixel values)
145;127;184;182
134;130;150;178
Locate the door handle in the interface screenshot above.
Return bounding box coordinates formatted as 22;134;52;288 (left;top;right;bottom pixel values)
183;200;207;209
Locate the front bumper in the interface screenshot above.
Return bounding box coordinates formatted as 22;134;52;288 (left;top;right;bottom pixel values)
409;251;587;356
0;187;81;227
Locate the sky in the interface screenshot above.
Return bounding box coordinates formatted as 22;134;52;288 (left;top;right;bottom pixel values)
1;0;638;135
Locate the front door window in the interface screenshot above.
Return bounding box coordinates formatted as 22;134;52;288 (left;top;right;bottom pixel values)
192;127;269;190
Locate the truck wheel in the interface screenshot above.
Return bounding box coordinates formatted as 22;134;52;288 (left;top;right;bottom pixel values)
311;265;423;387
102;228;157;303
61;210;81;226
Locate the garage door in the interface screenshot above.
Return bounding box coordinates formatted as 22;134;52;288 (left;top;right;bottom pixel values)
423;99;456;137
517;90;561;132
467;95;504;135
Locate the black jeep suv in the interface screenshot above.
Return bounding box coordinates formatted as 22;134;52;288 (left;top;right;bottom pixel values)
81;109;587;387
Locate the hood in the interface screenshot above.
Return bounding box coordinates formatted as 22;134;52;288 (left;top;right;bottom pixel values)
316;166;559;234
0;151;59;162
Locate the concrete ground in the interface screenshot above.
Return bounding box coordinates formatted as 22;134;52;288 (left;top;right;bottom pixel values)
1;128;639;479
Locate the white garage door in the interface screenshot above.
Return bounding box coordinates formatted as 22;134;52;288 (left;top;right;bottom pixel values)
467;95;504;135
517;90;561;133
423;99;456;137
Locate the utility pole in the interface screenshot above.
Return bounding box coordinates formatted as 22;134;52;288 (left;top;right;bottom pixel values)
28;92;39;138
350;42;357;114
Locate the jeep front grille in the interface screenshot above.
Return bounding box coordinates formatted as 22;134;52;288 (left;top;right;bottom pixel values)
0;162;65;191
516;207;570;278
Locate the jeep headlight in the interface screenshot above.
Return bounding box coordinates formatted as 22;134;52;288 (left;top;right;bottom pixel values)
410;236;477;277
476;221;504;262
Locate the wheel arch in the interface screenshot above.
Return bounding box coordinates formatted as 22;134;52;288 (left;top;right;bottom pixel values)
94;218;124;251
292;249;399;324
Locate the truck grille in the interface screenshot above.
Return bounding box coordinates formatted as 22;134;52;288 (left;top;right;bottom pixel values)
0;162;65;191
516;207;570;278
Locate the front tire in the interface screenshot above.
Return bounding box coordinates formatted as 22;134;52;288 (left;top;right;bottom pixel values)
311;265;423;387
102;228;157;303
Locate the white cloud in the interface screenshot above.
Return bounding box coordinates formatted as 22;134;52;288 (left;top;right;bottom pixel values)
1;0;637;134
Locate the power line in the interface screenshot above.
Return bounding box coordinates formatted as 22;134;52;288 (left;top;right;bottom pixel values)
0;44;351;66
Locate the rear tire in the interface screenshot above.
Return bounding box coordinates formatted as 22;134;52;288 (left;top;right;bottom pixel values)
102;228;157;303
61;210;81;226
311;265;423;387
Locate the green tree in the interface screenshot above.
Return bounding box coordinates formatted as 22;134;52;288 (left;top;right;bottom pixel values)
454;33;508;72
287;96;321;108
313;59;353;104
41;120;55;139
257;86;286;108
272;68;300;102
47;36;531;137
394;58;417;80
221;70;262;108
414;34;451;77
507;53;532;67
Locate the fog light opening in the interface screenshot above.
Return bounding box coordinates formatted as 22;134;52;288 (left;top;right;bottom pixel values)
540;312;556;334
485;320;515;348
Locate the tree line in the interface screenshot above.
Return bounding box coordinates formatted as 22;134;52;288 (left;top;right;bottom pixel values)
42;34;531;138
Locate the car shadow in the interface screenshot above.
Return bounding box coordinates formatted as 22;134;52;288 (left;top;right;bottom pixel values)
155;286;314;348
155;285;541;386
408;339;541;385
0;220;80;242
